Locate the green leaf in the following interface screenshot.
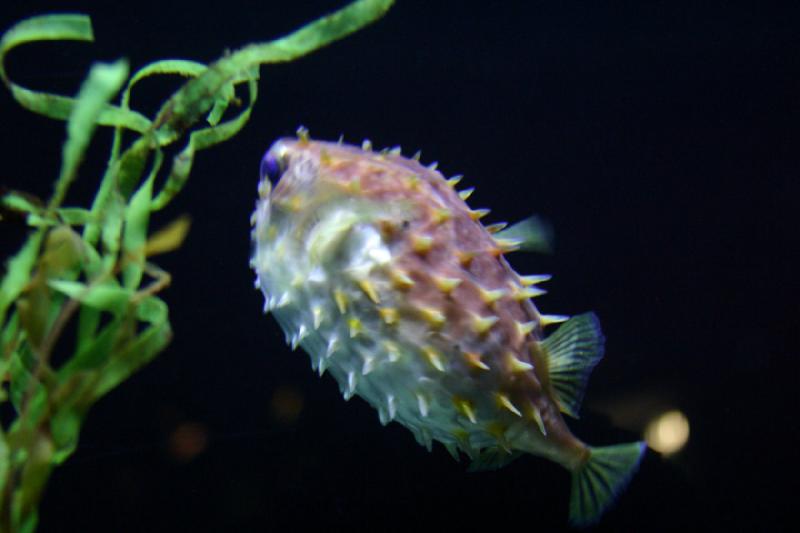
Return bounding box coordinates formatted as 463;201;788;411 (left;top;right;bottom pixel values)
49;407;81;464
93;314;171;399
153;0;394;144
0;14;150;134
51;59;130;210
0;231;44;326
1;192;42;216
47;279;132;315
100;191;125;272
59;316;124;373
122;162;158;289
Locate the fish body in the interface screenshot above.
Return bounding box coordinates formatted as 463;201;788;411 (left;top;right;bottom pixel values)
250;132;645;525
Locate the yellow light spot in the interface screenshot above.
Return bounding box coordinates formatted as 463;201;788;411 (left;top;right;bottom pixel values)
645;410;689;456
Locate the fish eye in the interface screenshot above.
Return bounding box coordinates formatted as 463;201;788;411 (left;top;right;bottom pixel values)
260;152;285;182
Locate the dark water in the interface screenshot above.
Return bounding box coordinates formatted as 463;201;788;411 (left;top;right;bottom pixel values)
1;1;797;531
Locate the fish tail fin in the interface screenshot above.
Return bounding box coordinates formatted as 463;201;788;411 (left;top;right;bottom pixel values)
569;441;647;527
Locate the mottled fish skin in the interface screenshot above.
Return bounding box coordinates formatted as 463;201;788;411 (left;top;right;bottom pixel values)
250;133;645;525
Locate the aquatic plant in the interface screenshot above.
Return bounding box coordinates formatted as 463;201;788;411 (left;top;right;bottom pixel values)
0;1;393;531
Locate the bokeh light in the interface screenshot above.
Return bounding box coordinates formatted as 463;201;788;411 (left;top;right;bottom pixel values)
168;421;209;462
269;385;304;424
644;409;689;455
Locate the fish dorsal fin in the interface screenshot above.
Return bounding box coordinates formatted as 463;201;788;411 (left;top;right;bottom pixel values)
492;215;553;253
467;447;523;472
541;313;605;418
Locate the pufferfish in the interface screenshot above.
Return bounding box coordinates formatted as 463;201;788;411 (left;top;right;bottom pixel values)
250;130;645;526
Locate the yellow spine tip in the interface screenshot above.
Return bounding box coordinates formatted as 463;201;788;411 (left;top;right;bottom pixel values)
405;173;422;190
312;306;323;329
378;307;398;326
389;268;415;290
468;208;491;221
540;314;569;326
422;345;445;372
493;237;521;252
512;287;547;301
432;208;453;224
333;289;348;314
463;351;490;371
319;149;331;165
527;403;547;435
384;340;401;362
516;320;536;337
357;279;380;304
411;234;434;254
418;306;446;329
496;393;522;417
471;313;499;335
446;175;463;188
296;125;310;143
457;251;475;268
433;275;462;295
348;317;362;338
519;274;552;286
485;222;508;234
506;352;534;373
454;398;477;423
362;139;372;151
458;187;475;200
479;287;507;305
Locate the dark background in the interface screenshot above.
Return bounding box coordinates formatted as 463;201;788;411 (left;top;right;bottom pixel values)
1;1;798;531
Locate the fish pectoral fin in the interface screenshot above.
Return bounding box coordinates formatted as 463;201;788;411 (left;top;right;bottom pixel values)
541;312;604;418
569;442;647;527
492;215;553;253
467;447;523;473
